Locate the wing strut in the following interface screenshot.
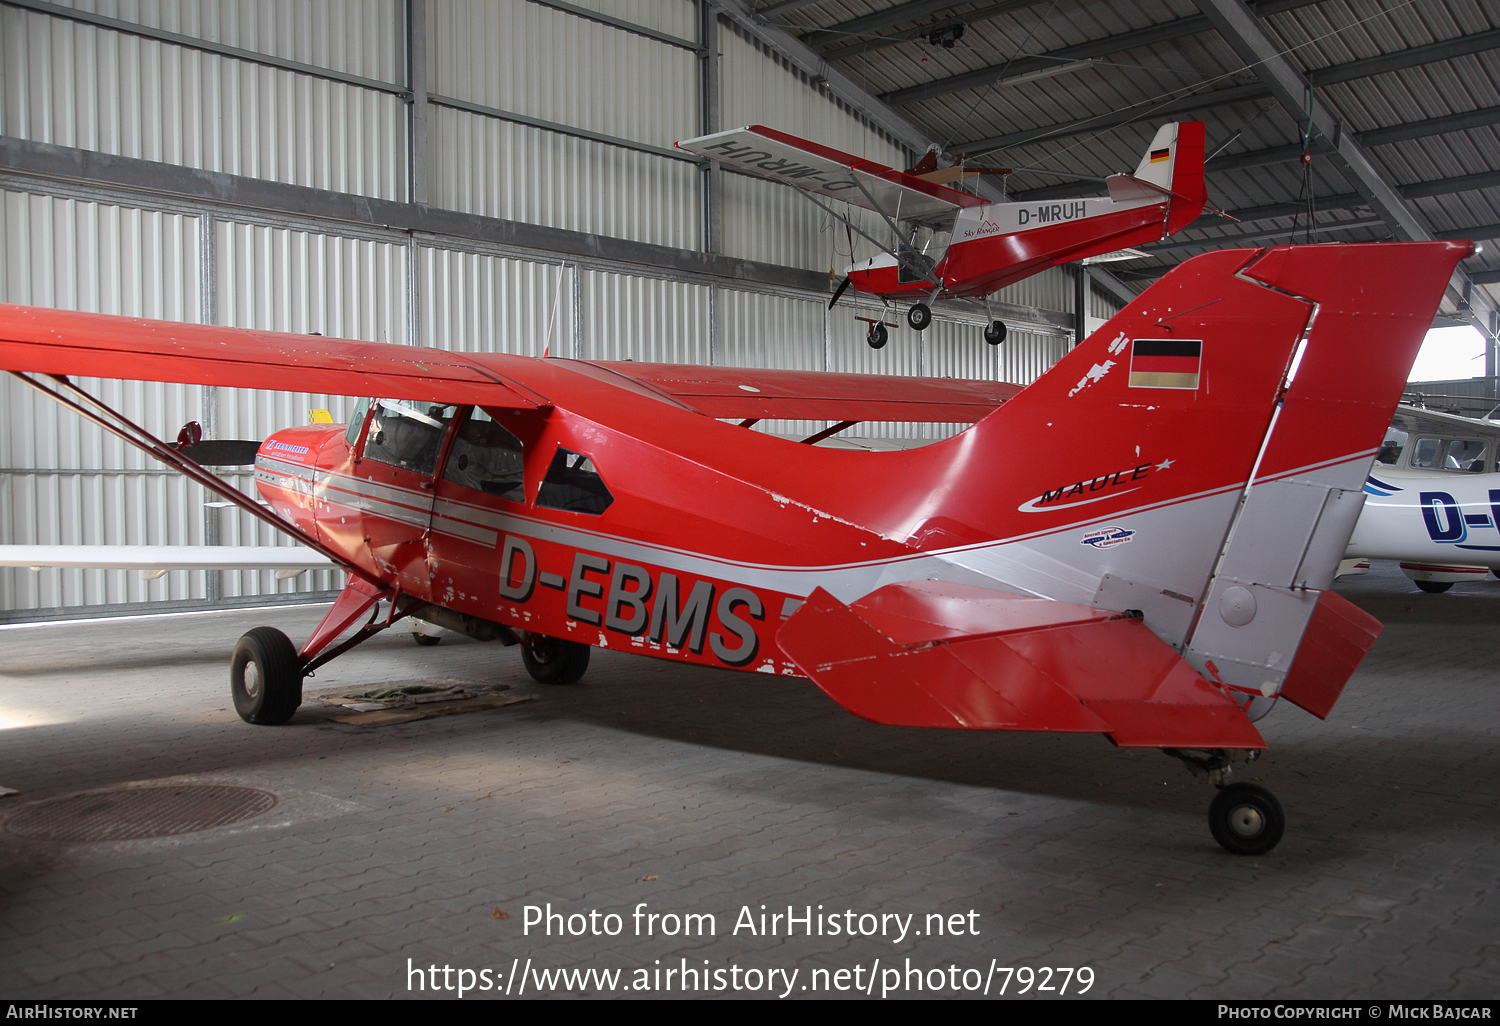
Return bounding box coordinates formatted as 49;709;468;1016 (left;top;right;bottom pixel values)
8;371;379;588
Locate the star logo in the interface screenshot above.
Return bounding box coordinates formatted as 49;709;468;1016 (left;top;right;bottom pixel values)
1156;458;1175;471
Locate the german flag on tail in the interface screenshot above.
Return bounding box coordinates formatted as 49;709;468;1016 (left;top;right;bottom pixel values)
1129;338;1201;389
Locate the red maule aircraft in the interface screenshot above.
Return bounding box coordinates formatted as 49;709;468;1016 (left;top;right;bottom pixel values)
677;123;1214;347
0;240;1469;854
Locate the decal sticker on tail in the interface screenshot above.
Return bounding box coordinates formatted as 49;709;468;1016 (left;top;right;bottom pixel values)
1129;338;1202;389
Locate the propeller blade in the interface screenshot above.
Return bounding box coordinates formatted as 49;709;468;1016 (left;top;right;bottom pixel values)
828;276;852;310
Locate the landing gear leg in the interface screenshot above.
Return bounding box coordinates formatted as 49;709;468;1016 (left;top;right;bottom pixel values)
1165;748;1284;855
981;298;1005;345
231;576;422;726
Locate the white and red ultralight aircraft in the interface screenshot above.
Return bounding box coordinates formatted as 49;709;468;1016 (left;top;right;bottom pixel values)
677;122;1214;347
0;241;1470;854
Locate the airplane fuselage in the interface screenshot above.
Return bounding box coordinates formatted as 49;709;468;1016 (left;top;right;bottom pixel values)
846;194;1169;300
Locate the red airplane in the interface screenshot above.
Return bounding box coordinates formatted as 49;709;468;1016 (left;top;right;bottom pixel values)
0;241;1469;855
677;122;1215;347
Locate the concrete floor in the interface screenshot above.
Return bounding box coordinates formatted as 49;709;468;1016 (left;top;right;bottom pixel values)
0;561;1496;999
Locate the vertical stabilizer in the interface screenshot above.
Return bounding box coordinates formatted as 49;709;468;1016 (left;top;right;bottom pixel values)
920;242;1469;716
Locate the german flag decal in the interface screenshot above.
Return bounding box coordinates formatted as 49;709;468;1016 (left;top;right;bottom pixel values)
1149;147;1170;164
1129;338;1201;389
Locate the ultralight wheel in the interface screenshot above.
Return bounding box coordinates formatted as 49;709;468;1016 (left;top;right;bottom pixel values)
230;626;304;725
412;631;442;646
521;634;591;685
867;323;889;350
1208;782;1285;855
1415;580;1453;594
984;320;1007;345
907;303;932;331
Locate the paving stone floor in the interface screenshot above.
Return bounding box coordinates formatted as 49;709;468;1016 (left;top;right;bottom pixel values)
0;561;1495;999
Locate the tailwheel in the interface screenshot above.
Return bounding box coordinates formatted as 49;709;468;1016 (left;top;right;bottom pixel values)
231;626;304;725
867;323;889;350
1208;782;1285;855
984;320;1006;345
906;303;932;331
520;633;591;685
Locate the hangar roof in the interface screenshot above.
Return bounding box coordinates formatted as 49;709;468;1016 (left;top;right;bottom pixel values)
744;0;1499;324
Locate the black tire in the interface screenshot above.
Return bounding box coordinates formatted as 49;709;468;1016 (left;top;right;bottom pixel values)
231;627;303;725
907;303;932;331
1209;782;1285;855
984;320;1006;345
412;632;442;646
521;634;591;685
867;323;889;350
1415;580;1453;594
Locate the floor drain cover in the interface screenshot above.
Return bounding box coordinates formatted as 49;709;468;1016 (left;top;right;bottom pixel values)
5;785;278;842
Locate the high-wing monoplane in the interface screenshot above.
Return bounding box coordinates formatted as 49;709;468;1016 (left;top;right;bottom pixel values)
1345;405;1500;591
0;241;1470;854
677;123;1216;348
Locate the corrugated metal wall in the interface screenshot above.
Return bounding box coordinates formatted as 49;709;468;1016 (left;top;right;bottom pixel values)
0;0;1075;619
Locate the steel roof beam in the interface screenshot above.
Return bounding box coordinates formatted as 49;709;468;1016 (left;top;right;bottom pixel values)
1195;0;1491;336
709;0;943;158
817;0;1051;62
1011;106;1500;198
878;0;1317;108
799;0;982;51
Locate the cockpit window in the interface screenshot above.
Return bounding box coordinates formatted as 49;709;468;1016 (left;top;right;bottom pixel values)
537;447;613;515
443;408;525;500
346;397;371;447
361;400;456;476
1376;427;1407;466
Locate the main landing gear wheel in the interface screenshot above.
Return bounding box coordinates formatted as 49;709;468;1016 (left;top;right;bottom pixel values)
1415;580;1453;594
1208;782;1285;855
521;634;591;685
984;320;1007;345
906;303;932;331
231;626;304;725
866;323;889;350
411;632;442;646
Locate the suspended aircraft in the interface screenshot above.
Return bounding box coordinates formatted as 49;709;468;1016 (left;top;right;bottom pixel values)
677;122;1217;348
0;241;1471;855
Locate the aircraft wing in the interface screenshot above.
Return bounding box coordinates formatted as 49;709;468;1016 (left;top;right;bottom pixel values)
0;545;337;582
677;126;986;219
778;581;1265;749
584;361;1022;422
0;304;549;408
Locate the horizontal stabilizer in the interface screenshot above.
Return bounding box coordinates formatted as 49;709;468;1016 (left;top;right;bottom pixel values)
778;581;1265;749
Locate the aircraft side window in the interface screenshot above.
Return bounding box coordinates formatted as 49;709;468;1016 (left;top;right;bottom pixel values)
443;408;526;501
1411;437;1443;469
1447;439;1485;472
361;399;457;476
536;447;614;515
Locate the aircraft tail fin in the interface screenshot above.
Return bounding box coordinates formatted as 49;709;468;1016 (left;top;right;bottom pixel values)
1126;122;1207;234
920;242;1468;716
